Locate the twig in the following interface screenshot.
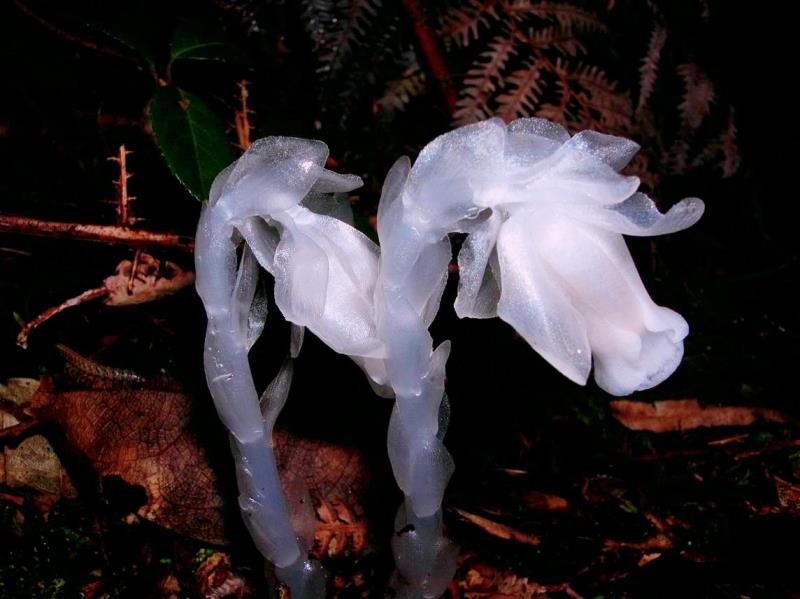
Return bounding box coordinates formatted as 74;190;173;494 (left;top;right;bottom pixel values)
127;249;142;293
16;287;107;349
14;0;138;65
234;80;253;151
108;144;136;227
400;0;457;115
0;215;194;251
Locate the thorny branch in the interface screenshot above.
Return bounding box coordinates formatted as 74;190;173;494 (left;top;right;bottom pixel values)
234;80;253;151
0;216;194;251
109;144;136;228
0;142;193;252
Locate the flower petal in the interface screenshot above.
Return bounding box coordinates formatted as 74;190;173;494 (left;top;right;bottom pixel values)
217;137;330;217
535;221;689;395
377;156;411;242
506;118;569;167
274;206;383;358
410;237;452;328
301;192;355;226
454;211;503;319
590;193;705;236
566;130;640;171
508;117;570;144
405;119;507;234
230;244;267;351
310;169;363;194
272;216;330;325
530;147;641;206
239;217;281;273
495;213;592;385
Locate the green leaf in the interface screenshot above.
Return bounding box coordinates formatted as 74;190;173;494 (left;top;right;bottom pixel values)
170;20;250;65
149;86;236;201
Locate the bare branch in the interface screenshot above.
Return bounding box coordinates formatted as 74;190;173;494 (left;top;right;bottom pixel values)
0;215;194;251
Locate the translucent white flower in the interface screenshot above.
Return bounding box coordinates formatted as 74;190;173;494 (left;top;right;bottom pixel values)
195;137;389;396
404;118;704;396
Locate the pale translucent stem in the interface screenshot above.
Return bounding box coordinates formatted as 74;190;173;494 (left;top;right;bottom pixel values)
378;221;458;596
390;502;458;598
197;207;323;597
203;319;324;597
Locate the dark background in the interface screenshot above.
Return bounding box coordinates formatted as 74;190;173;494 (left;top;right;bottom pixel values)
1;1;798;597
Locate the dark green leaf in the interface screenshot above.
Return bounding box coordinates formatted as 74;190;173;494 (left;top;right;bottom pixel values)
149;86;236;201
170;20;250;65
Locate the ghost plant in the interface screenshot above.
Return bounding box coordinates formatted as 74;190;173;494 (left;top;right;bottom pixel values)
194;137;387;596
195;118;703;597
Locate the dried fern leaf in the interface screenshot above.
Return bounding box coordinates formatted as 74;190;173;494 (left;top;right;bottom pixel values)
496;61;544;121
454;31;518;124
677;63;715;129
378;51;427;113
304;0;384;76
440;0;503;46
505;1;607;32
567;62;632;131
692;108;741;177
637;25;666;111
522;25;584;55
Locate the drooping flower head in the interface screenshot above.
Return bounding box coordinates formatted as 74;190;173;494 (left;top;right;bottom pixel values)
196;137;390;397
392;118;703;396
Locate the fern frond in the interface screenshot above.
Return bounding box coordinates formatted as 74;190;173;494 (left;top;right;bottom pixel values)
378;52;427;113
677;63;714;129
666;138;691;173
568;63;632;132
692;108;741;177
454;31;518;124
719;111;741;177
517;25;584;55
504;1;607;32
637;25;666;111
496;61;544;121
305;0;384;77
440;0;503;46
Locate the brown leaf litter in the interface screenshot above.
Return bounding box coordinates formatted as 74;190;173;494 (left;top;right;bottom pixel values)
610;399;791;433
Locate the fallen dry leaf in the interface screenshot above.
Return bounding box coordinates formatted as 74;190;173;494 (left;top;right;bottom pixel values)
103;252;194;306
310;496;368;559
194;551;248;599
16;252;194;348
603;513;677;558
774;476;800;515
2;349;373;554
453;508;541;547
1;378;76;501
2;434;77;500
31;378;228;544
522;490;569;512
453;555;581;598
610;399;790;433
274;431;371;558
0;378;40;406
274;431;369;504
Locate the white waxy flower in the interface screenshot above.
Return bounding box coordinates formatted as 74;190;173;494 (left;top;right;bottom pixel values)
196;137;389;396
461;119;703;395
397;118;703;396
